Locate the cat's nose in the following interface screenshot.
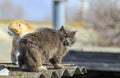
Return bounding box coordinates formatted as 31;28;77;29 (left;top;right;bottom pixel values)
64;39;72;46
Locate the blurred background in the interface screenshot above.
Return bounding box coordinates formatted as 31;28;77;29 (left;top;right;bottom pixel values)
0;0;120;77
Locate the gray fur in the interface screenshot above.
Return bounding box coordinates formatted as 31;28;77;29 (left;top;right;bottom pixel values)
18;26;76;72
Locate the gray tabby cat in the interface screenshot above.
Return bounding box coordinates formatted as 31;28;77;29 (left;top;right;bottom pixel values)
18;26;76;72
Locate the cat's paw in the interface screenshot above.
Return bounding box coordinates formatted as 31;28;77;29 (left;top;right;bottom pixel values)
54;64;64;69
21;65;27;70
38;66;48;71
12;61;18;65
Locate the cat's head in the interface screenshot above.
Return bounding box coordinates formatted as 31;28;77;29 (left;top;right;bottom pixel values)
8;19;34;38
58;26;77;46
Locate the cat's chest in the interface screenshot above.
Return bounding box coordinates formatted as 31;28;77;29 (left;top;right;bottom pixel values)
46;48;58;59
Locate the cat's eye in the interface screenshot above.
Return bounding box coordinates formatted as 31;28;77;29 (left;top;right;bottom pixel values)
64;33;67;37
18;23;21;27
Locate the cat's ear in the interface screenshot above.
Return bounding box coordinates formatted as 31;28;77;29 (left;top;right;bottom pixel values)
59;26;65;31
71;31;77;37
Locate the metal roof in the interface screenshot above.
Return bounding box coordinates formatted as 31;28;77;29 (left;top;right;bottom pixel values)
0;63;87;78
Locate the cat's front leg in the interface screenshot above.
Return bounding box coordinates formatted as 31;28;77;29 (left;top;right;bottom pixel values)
54;63;64;69
49;56;64;69
11;50;19;65
11;52;17;64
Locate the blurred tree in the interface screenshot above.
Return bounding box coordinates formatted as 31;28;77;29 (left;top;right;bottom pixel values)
0;0;24;19
73;0;120;46
87;0;120;46
73;0;89;23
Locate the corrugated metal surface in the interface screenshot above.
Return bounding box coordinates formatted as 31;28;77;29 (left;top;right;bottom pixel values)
0;63;87;78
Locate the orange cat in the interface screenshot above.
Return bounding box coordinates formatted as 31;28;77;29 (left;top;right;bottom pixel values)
7;19;34;64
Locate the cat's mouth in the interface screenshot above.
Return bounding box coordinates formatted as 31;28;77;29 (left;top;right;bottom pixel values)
63;40;74;46
8;29;13;36
7;29;19;40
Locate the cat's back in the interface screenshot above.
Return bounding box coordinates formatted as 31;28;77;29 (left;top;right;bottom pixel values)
34;28;60;42
37;28;58;37
20;28;61;47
